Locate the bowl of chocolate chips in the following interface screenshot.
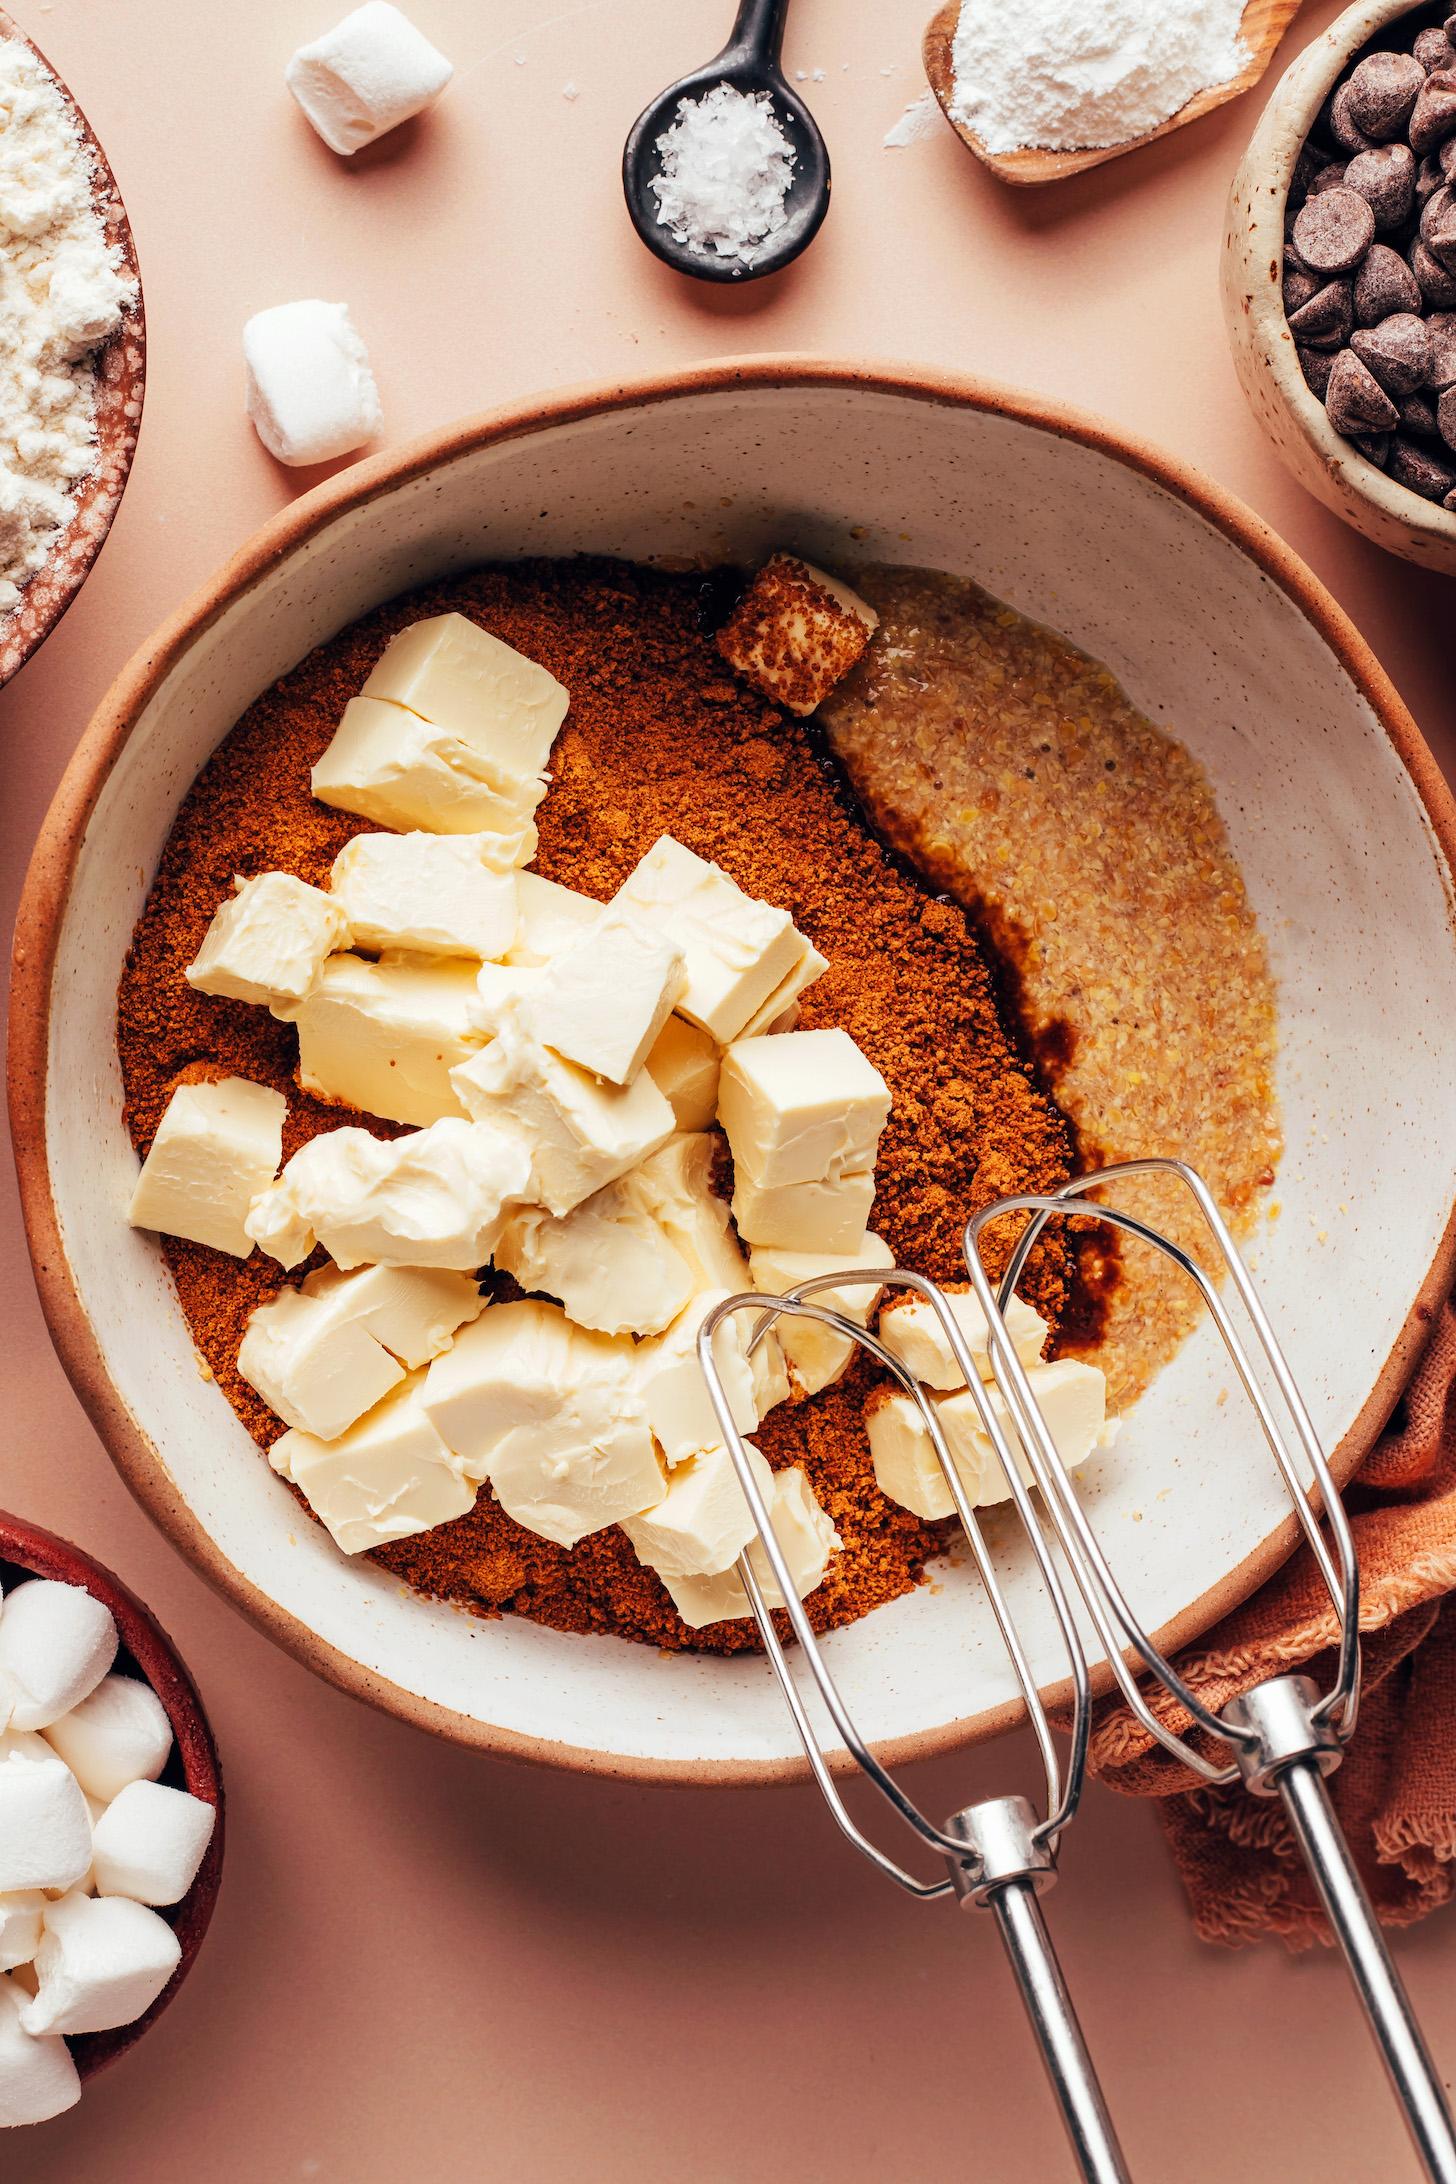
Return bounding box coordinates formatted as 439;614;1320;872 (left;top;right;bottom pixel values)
1224;0;1456;571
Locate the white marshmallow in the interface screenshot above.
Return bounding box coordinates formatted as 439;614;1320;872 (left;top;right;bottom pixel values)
41;1674;173;1804
0;1757;93;1894
0;1976;79;2127
243;300;380;467
0;1581;117;1731
90;1781;216;1908
21;1891;180;2038
286;2;453;156
0;1894;44;1974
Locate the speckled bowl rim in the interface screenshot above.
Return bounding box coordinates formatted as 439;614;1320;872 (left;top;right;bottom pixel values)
0;1510;223;2077
10;357;1456;1784
1230;0;1456;553
0;8;146;687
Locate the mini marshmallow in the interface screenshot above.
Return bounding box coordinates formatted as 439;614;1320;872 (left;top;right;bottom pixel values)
91;1782;216;1908
243;300;380;467
287;3;453;157
0;1580;117;1731
21;1892;180;2038
0;1977;79;2128
42;1674;172;1804
0;1894;44;1974
0;1757;93;1895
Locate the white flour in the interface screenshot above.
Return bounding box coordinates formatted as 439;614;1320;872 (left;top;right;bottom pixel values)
0;39;134;614
950;0;1249;154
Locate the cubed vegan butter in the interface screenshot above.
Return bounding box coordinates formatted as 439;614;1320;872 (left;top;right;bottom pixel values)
610;835;807;1044
277;952;484;1128
718;1027;890;1190
269;1377;476;1554
329;831;520;958
528;910;685;1086
185;872;348;1008
127;1076;286;1259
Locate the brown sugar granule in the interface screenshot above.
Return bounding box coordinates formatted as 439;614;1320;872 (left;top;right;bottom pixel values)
117;558;1076;1654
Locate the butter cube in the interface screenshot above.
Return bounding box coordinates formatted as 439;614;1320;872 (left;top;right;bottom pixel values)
611;836;806;1043
620;1134;746;1296
878;1287;1049;1390
718;1028;890;1190
128;1077;286;1258
450;1009;674;1217
186;872;348;1008
470;959;543;1037
362;614;568;793
238;1263;483;1439
716;554;878;716
622;1439;775;1578
528;910;686;1086
736;939;829;1039
731;1165;875;1255
503;872;602;966
245;1116;530;1271
312;696;546;838
748;1233;893;1395
277;952;483;1127
270;1376;476;1554
866;1360;1113;1521
286;3;453;158
329;832;518;959
662;1466;840;1628
634;1288;787;1468
422;1302;660;1544
495;1181;692;1337
644;1015;720;1132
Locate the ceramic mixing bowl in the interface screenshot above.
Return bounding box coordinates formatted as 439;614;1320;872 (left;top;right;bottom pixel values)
0;1511;223;2075
10;361;1456;1781
1223;0;1456;574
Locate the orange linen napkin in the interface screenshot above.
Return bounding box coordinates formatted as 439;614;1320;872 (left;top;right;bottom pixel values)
1089;1297;1456;1947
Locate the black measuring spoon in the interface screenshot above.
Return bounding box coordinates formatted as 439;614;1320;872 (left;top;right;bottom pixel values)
622;0;830;283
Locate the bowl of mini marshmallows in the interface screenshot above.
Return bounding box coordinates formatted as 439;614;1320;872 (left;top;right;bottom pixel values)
0;1513;222;2127
1223;0;1456;572
0;9;144;685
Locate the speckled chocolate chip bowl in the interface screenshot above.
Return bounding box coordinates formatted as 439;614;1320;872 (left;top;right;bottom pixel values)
11;363;1456;1781
1224;0;1456;570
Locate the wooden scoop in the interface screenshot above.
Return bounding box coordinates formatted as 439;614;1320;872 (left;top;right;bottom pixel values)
922;0;1304;185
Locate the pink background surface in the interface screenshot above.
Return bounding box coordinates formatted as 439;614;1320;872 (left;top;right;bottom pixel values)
2;0;1455;2176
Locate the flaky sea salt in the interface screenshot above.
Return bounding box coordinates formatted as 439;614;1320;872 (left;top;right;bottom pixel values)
649;83;795;266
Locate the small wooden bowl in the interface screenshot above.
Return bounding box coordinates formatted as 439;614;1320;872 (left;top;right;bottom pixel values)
0;1512;223;2081
1222;0;1456;572
0;10;145;686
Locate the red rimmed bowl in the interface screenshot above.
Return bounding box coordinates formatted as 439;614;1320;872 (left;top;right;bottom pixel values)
0;1512;222;2079
0;8;145;686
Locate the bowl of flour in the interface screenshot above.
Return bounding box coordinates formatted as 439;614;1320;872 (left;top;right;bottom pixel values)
0;12;143;685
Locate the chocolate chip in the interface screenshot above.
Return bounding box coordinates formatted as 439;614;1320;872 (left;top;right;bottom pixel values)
1442;135;1456;179
1292;141;1335;196
1421;182;1456;268
1446;485;1456;508
1439;383;1456;450
1283;260;1321;312
1345;143;1416;227
1410;70;1456;155
1308;159;1351;195
1330;80;1380;154
1417;152;1446;207
1399;388;1439;436
1298;344;1337;397
1414;28;1456;75
1388;434;1456;496
1325;346;1402;431
1352;310;1433;394
1351;431;1392;467
1428;311;1456;386
1292;186;1376;272
1412;236;1456;303
1346;51;1425;140
1353;240;1423;321
1288;279;1355;344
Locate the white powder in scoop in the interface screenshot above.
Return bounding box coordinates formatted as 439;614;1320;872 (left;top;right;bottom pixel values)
950;0;1249;154
649;83;795;266
0;40;134;615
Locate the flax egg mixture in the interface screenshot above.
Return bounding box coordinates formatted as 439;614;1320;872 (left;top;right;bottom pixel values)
117;553;1280;1654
